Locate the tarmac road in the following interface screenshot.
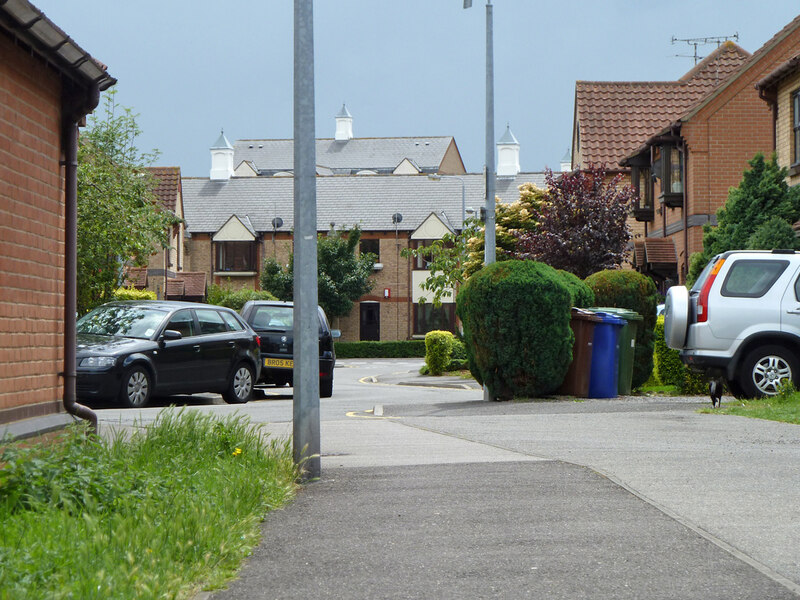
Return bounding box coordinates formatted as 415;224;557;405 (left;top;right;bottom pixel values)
192;360;800;599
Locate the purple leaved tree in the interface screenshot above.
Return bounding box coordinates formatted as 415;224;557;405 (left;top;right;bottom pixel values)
514;165;633;279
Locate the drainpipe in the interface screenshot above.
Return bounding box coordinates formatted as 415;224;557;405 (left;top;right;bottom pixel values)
63;85;100;432
682;137;689;283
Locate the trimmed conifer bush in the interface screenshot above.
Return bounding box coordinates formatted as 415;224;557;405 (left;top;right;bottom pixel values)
555;269;595;308
456;260;573;399
584;269;659;390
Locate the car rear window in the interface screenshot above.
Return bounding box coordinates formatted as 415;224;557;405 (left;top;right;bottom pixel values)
720;259;789;298
196;309;228;334
220;311;245;331
251;306;294;329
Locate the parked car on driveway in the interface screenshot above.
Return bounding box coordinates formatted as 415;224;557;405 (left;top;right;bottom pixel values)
664;249;800;399
76;301;261;408
239;300;339;397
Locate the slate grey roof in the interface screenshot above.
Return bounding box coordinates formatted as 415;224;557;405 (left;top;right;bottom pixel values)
232;137;456;175
336;104;352;118
182;172;550;235
212;131;233;149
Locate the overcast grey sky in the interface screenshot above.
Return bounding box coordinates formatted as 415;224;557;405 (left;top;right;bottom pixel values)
33;1;800;177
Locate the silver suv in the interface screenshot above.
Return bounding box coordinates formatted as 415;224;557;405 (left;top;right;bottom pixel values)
664;250;800;400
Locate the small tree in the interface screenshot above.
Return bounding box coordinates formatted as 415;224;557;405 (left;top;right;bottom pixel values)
259;226;375;319
402;182;547;306
513;166;633;279
77;91;176;313
687;153;800;285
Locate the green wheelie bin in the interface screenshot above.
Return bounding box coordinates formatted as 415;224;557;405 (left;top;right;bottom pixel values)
587;307;642;395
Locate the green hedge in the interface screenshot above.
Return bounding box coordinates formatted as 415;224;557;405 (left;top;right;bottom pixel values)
335;340;426;358
585;269;659;390
653;316;709;394
555;269;595;308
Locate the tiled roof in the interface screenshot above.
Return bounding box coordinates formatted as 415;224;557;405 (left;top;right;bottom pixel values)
123;267;147;289
165;272;206;299
575;42;750;167
633;240;646;267
146;167;181;213
232;137;458;175
182;172;550;235
644;238;677;264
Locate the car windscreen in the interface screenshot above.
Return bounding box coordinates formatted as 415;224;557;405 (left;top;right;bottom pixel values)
77;305;169;339
250;306;294;330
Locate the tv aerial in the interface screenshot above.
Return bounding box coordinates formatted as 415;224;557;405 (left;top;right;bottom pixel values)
671;33;739;65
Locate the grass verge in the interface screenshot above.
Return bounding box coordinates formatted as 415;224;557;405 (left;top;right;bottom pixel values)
0;409;301;599
700;391;800;424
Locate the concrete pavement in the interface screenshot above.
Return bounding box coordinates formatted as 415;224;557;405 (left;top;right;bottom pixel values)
202;368;800;599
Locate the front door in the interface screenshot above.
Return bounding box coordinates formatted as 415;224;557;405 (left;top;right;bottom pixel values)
360;302;380;341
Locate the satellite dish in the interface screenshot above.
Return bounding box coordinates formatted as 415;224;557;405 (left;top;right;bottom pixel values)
392;213;403;224
272;217;283;229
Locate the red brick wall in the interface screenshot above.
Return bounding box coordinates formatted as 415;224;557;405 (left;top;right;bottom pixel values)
0;33;65;421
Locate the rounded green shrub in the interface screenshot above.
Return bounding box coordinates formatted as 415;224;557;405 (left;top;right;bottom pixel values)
456;260;573;399
585;269;658;390
555;269;595;308
425;330;456;376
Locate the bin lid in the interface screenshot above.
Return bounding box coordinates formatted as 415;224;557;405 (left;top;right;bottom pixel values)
590;311;626;326
571;307;602;322
587;307;643;321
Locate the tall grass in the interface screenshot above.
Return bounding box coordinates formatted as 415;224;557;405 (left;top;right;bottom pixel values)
0;409;300;599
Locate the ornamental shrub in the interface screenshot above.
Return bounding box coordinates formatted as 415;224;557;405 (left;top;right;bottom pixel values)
456;260;573;399
654;316;709;394
554;269;595;308
111;287;156;301
425;330;456;375
585;269;659;390
207;284;277;311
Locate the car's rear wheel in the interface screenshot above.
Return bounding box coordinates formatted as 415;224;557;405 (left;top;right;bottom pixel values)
738;345;799;398
119;366;151;408
223;363;254;404
664;285;690;349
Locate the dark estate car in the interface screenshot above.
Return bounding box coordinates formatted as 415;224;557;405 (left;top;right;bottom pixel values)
239;300;339;397
76;301;261;408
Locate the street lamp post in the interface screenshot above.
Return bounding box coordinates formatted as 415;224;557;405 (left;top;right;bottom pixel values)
464;0;496;402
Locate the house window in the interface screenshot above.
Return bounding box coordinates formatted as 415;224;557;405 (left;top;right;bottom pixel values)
793;90;800;166
413;303;456;335
215;241;256;272
360;238;380;262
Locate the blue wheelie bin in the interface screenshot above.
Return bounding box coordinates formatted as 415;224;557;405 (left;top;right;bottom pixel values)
588;312;625;398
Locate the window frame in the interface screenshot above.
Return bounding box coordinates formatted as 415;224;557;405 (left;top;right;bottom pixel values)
412;302;456;336
720;259;789;298
792;89;800;167
214;241;257;273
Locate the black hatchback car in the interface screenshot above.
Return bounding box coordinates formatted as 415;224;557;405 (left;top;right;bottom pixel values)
76;301;261;408
239;300;339;397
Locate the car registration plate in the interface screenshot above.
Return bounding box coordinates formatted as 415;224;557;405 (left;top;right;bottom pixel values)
265;358;293;369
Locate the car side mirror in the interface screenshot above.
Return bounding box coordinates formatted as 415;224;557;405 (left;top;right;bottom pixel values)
160;329;182;342
331;329;341;339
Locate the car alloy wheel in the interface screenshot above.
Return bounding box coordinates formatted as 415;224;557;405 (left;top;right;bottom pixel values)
224;363;254;404
120;366;151;408
740;345;798;398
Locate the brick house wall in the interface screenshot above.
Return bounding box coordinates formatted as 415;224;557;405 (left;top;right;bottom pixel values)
0;32;68;423
774;70;800;186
